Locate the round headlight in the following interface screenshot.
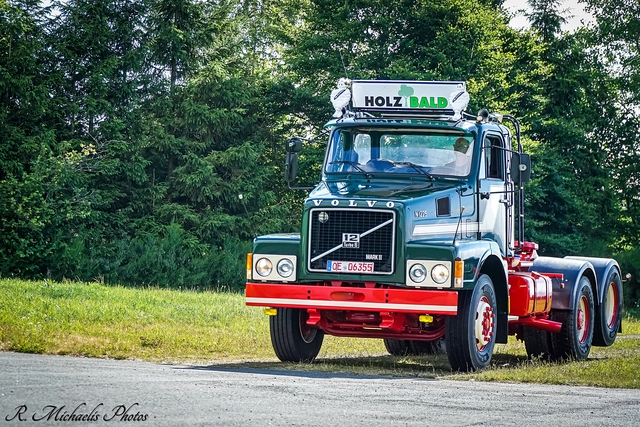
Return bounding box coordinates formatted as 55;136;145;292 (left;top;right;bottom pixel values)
409;264;427;283
277;258;294;278
255;258;273;277
431;264;450;284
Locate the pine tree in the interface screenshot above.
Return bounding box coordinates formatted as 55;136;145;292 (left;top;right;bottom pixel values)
0;0;60;275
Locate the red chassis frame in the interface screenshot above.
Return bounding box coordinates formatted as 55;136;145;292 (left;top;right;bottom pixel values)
246;282;458;340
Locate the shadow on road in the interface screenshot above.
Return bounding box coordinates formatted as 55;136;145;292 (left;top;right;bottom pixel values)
175;352;531;380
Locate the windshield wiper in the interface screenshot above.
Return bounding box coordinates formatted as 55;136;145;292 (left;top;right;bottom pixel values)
389;182;435;196
329;161;368;173
390;161;434;179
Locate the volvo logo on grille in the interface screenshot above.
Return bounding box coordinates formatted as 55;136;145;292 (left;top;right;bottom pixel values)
342;233;360;248
318;212;329;223
312;199;396;208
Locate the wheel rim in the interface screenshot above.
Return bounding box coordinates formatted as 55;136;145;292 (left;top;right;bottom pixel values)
299;311;317;344
577;295;590;344
605;281;619;329
474;296;494;351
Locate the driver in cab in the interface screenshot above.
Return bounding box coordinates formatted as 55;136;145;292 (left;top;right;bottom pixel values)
434;137;471;175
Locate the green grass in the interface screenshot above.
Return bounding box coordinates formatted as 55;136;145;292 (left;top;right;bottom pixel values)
2;278;639;388
0;277;382;362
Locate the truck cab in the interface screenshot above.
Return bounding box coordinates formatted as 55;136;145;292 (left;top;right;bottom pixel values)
245;80;622;371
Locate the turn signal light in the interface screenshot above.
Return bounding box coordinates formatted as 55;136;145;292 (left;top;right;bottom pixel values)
454;259;464;288
246;253;253;280
264;308;277;316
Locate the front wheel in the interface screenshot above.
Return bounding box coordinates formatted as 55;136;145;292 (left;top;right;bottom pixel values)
445;275;497;371
270;308;324;362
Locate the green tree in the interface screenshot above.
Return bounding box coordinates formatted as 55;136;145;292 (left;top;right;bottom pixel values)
582;0;640;302
38;0;154;280
525;0;567;43
515;1;622;257
279;0;521;124
0;0;60;276
583;0;640;248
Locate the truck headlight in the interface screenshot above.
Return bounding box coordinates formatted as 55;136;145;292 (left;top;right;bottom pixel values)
255;258;273;277
431;264;450;284
252;255;298;281
406;260;452;288
409;264;427;283
277;259;294;278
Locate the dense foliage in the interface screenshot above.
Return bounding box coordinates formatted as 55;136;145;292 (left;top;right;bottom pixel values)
0;0;638;303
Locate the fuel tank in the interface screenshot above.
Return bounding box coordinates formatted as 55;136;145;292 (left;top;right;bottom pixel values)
508;272;552;316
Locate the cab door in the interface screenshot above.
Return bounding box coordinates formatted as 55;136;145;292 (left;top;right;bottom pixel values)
477;133;511;256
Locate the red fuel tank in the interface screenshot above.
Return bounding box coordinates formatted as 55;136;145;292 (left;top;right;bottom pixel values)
508;272;552;316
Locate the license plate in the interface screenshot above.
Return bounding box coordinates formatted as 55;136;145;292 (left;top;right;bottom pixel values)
327;261;374;273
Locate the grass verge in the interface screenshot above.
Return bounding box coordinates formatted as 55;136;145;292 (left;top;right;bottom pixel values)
1;278;639;388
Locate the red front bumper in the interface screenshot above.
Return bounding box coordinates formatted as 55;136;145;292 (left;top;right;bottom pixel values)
245;283;459;315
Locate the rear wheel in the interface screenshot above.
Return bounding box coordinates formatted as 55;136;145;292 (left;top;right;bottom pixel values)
551;277;594;361
409;338;446;355
383;338;446;355
522;327;553;360
383;339;410;356
445;275;497;371
270;308;324;362
593;269;622;347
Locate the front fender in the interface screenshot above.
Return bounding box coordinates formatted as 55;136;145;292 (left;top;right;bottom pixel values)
456;240;505;288
253;233;301;255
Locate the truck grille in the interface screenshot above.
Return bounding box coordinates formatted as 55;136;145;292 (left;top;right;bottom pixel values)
308;208;396;274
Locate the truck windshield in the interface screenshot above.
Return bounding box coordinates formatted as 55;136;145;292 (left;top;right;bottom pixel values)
325;128;475;177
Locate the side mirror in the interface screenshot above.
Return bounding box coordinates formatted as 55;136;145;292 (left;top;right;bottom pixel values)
285;152;299;183
283;136;315;190
285;138;303;183
510;152;531;184
285;137;303;153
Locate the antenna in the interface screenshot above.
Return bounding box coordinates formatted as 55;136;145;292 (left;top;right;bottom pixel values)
239;194;257;239
238;194;250;216
339;50;349;80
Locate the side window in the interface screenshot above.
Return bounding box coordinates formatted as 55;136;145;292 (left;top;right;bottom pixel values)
485;135;504;179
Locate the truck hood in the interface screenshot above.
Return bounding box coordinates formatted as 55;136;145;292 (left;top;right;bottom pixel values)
310;179;461;200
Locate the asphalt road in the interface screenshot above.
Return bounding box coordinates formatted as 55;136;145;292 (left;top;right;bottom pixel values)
1;352;639;426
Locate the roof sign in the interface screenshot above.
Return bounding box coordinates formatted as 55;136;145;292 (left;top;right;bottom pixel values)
349;80;468;119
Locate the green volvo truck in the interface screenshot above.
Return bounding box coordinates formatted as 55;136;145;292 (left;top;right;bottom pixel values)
245;80;623;371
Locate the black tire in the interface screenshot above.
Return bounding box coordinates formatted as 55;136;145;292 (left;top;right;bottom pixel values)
384;338;446;356
550;276;594;361
409;338;447;355
383;339;411;356
593;269;623;347
522;327;553;360
270;308;324;362
445;275;497;371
